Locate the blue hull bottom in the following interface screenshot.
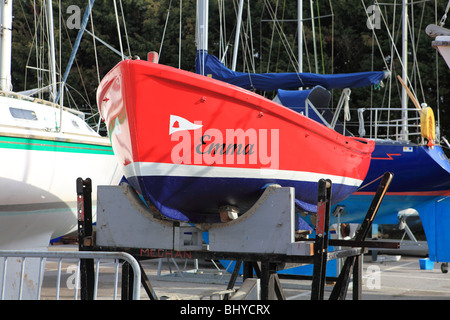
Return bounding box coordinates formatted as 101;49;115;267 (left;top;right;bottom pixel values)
332;194;450;263
127;175;358;223
330;194;446;225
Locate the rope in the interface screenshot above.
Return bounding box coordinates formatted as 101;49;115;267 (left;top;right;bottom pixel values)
358;108;366;137
343;89;351;121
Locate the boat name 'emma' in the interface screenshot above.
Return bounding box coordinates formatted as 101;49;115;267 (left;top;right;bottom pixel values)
170;128;279;169
196;134;255;155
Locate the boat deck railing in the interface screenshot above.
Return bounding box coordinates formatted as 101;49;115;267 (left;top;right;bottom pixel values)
302;90;425;144
354;107;424;143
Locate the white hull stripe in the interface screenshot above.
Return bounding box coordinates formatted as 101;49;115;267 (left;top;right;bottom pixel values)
123;162;363;187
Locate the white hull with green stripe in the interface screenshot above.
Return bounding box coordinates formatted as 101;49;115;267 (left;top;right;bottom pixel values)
0;93;121;249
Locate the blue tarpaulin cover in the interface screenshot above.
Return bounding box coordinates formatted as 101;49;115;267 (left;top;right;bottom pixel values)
195;52;385;91
276;88;314;108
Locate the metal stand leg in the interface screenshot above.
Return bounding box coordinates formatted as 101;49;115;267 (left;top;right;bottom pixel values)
224;261;284;300
224;260;243;300
329;172;393;300
260;262;270;300
272;266;285;300
353;254;362;300
260;262;281;300
139;260;158;300
243;261;254;279
311;179;332;300
252;262;284;300
76;178;94;300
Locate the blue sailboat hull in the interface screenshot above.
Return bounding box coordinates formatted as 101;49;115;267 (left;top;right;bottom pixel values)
333;141;450;223
330;141;450;262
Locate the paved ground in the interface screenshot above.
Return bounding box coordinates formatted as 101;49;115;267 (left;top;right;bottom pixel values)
142;255;450;300
38;245;450;300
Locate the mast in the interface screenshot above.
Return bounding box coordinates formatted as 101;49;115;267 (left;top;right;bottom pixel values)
231;0;244;71
196;0;208;75
0;0;13;91
401;0;409;140
46;0;57;102
298;0;303;74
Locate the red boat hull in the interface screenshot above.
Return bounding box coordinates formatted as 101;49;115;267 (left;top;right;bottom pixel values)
97;59;374;222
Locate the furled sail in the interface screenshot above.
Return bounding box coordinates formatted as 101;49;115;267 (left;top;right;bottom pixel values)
195;52;386;91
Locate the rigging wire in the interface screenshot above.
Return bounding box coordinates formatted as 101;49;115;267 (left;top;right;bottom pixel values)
302;18;312;73
274;0;286;73
87;0;103;132
119;0;132;57
328;0;334;75
263;0;303;83
61;5;92;112
218;0;237;66
218;0;226;63
264;0;278;73
407;3;426;105
310;0;318;73
237;0;256;75
316;0;325;74
89;4;101;85
440;0;450;26
360;0;390;72
246;0;256;74
113;0;124;60
58;0;62;105
159;0;173;61
385;0;397;135
19;0;37;92
369;0;428;106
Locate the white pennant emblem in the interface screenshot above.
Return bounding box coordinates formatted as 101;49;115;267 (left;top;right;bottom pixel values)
169;115;203;135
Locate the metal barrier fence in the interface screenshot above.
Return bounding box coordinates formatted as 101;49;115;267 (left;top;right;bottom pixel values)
0;250;141;300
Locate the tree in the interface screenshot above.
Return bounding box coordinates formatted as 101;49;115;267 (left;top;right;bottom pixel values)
10;0;450;139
